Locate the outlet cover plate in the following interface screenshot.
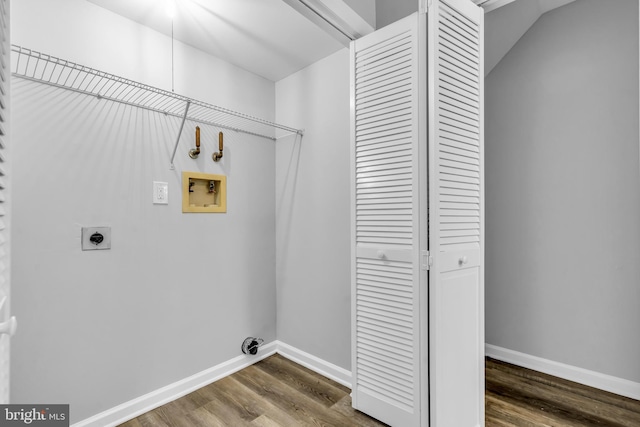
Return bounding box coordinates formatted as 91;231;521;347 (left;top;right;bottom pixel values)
153;181;169;204
82;227;111;251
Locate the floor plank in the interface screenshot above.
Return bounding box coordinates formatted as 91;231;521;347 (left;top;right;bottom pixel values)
254;351;348;407
331;395;394;427
487;358;640;417
486;392;571;427
486;357;640;427
120;354;640;426
250;414;282;427
233;364;359;426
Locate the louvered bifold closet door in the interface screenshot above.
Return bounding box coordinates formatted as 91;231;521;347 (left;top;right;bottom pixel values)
428;1;484;426
0;0;10;403
351;14;426;427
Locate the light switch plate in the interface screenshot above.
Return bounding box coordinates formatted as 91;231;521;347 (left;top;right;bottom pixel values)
82;227;111;251
153;181;169;204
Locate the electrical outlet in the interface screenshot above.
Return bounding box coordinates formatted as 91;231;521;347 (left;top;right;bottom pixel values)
153;181;169;204
82;227;111;251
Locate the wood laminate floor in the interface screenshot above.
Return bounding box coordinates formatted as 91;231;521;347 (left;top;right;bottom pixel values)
120;354;640;427
485;357;640;427
119;354;387;427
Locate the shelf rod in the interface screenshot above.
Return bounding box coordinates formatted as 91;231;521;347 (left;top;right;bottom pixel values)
170;101;191;170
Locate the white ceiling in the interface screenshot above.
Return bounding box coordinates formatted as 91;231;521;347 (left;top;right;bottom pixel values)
88;0;577;82
87;0;345;82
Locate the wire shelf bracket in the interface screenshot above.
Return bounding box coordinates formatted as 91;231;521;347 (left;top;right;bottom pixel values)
11;45;304;167
170;101;191;170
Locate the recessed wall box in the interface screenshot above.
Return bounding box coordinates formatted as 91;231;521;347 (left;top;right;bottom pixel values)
182;171;227;213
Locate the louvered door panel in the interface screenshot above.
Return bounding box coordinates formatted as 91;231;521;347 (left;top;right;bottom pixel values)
428;1;484;426
355;29;415;249
438;0;481;251
351;13;424;427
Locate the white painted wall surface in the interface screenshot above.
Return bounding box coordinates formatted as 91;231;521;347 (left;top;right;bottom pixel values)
344;0;377;28
485;0;640;382
11;0;276;422
275;49;352;370
484;0;541;76
375;0;417;29
11;0;274;120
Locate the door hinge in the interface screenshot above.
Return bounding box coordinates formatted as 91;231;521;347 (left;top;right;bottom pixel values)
422;250;433;270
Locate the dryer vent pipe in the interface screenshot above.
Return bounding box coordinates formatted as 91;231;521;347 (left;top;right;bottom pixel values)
241;337;264;355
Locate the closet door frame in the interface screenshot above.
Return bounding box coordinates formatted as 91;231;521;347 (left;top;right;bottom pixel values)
0;0;11;403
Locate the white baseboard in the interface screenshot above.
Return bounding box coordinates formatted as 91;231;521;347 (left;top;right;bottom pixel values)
486;344;640;401
276;341;352;389
72;341;277;427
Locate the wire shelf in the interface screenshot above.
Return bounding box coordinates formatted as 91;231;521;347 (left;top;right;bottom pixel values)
11;44;303;141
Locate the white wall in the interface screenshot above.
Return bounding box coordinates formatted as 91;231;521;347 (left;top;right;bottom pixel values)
484;0;541;75
485;0;640;382
344;0;376;28
275;49;352;370
375;0;417;29
11;0;273;119
11;0;276;422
